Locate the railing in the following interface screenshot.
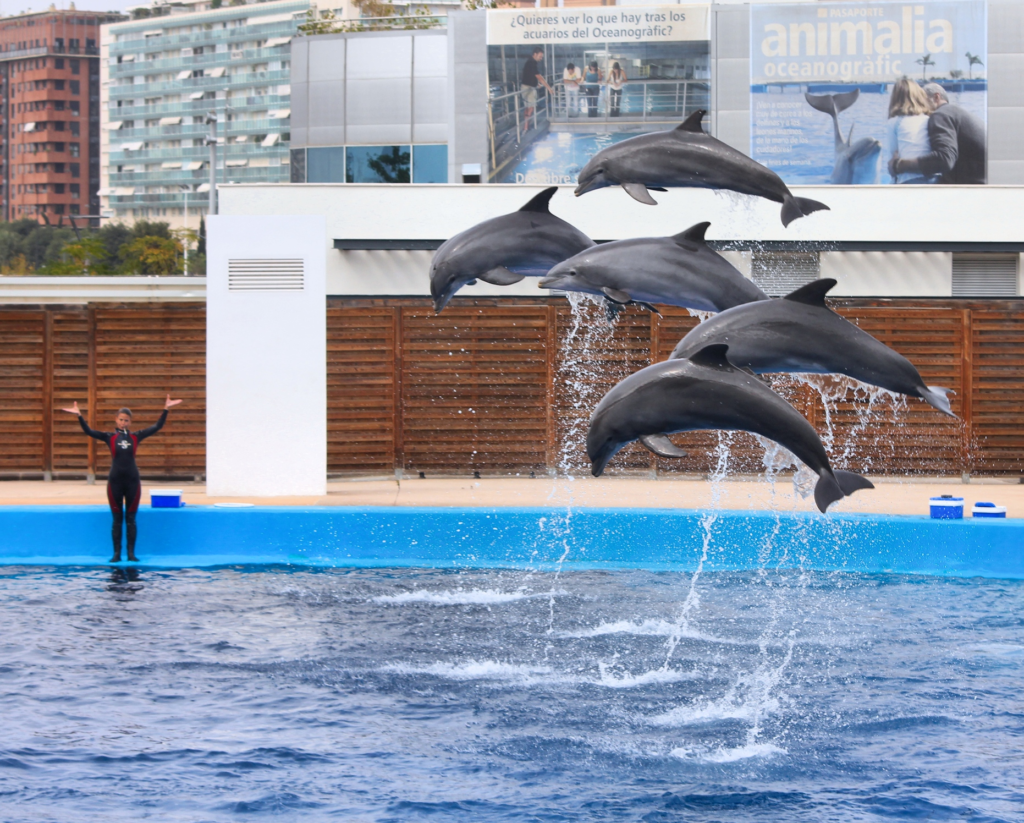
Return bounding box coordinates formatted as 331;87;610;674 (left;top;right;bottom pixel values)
0;44;100;60
108;69;290;97
109;94;291;119
546;78;708;123
107;38;296;77
110;118;289;140
487;85;553;167
107;143;290;162
110;6;309;48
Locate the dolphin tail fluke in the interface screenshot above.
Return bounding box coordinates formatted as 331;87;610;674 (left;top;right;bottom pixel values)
834;469;874;497
813;468;874;513
920;385;957;418
781;195;830;227
805;89;861;116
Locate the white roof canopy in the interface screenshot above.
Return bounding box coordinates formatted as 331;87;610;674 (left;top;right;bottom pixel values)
159;116;182;126
261;132;280;147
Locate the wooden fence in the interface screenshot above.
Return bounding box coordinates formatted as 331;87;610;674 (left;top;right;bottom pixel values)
1;298;1021;479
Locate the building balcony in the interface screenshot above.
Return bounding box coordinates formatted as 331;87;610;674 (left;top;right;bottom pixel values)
108;69;289;98
107;143;290;162
109;4;309;49
108;40;295;77
108;94;290;120
109;117;288;140
0;44;100;61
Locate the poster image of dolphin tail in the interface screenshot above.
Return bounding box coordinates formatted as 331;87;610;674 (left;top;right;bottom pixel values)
804;89;882;184
750;0;987;186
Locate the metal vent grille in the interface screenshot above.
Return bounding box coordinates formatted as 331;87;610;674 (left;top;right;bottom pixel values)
751;251;821;297
952;254;1018;297
228;258;304;291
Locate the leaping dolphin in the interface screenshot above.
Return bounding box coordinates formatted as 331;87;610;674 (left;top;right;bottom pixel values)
538;222;770;313
573;110;829;228
429;187;594;313
670;279;955;417
804;90;881;185
587;344;875;513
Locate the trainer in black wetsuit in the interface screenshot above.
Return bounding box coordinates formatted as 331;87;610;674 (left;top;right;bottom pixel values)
63;396;181;562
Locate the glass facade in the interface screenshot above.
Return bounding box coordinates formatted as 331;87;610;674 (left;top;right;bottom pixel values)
101;0;308;223
303;144;447;184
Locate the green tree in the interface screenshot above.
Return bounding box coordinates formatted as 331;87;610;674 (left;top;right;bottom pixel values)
119;235;182;274
915;53;935;80
966;52;983;80
40;237;110;275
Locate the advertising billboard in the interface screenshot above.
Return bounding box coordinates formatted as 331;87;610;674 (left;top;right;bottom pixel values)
750;1;987;185
486;5;710;185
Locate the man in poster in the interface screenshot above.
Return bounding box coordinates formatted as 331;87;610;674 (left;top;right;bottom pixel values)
521;48;555;132
890;83;986;184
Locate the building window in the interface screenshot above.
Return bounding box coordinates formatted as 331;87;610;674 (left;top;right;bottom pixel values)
345;146;410;184
53;204;64;214
54;163;65;173
70;143;80;157
307;146;345;183
70;102;79;115
70;184;80;198
53;183;65;194
54;58;64;69
70;81;80;95
413;145;448;184
70;122;79;136
71;59;80;74
952;254;1019;297
70;204;79;215
70;163;80;178
54;80;64;91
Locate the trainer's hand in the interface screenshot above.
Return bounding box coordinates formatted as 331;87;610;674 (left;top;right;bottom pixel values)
164;395;183;410
61;401;81;415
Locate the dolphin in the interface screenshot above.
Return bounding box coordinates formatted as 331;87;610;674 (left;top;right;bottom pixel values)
573;110;829;227
670;279;955;417
538;222;770;313
804;90;881;185
429;187;594;313
587;344;875;513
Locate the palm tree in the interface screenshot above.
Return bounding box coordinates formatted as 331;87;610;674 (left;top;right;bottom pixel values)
915;53;935;80
966;52;983;80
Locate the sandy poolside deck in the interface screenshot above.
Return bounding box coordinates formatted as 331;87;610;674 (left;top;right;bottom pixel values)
1;475;1022;518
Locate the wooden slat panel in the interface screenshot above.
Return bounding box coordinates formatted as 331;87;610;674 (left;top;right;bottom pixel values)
327;305;396;472
91;305;206;477
970;309;1024;474
51;309;90;473
401;305;550;472
0;311;45;471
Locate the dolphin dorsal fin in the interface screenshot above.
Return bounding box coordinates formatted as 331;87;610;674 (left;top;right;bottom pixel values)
519;187;557;213
672;221;710;246
688;343;733;370
675;110;705;133
784;278;837;307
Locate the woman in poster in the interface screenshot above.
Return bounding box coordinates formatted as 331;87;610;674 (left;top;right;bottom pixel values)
583;61;602;118
608;62;627;117
885;78;940;184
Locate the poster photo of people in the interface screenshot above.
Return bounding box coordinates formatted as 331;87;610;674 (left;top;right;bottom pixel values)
750;0;987;186
485;6;711;185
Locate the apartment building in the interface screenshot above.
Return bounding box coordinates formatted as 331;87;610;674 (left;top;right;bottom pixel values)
100;0;308;228
0;9;125;224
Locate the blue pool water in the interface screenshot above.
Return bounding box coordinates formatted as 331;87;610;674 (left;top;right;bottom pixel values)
2;565;1022;821
499;131;640;185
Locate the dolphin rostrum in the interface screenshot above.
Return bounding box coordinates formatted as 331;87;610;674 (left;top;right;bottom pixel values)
573;110;829;227
670;279;955;417
587;344;875;513
804;90;881;185
538;222;770;313
430;187;594;313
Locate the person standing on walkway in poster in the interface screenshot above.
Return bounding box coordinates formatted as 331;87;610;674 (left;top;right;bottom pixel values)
521;48;554;132
883;77;939;184
62;396;182;562
608;62;627;117
583;61;603;118
889;83;986;184
563;62;582;118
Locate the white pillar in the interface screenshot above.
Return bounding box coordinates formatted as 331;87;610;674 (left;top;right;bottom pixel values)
206;215;327;496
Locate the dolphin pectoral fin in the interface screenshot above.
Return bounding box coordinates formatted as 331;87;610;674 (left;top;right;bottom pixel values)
687;343;734;370
920;385;957;418
518;187;558;213
781;195;830;227
649;187;668;192
672;222;711;249
478;267;526;286
622;183;659;205
601;286;632;304
675;109;706;133
466;279;478;285
783;278;837;307
636;301;661;316
640;434;688;459
604;300;623;323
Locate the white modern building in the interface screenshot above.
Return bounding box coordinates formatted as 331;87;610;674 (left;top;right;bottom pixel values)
99;0;309;228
